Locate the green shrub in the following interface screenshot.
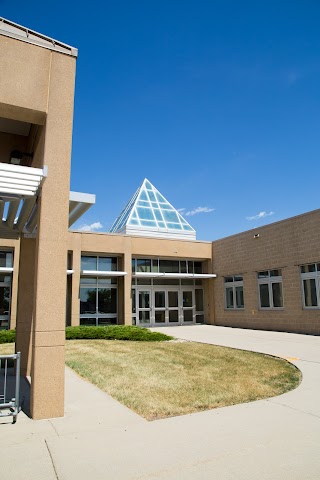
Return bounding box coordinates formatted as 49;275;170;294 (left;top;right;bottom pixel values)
66;325;173;342
0;329;16;344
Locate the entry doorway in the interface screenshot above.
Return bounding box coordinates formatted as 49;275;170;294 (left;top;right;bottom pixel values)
136;286;198;327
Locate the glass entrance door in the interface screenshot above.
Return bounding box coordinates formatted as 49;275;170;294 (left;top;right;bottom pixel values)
182;289;195;324
153;288;180;326
137;289;151;326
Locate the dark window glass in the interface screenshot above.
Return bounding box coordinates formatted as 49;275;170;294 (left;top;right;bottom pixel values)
258;271;269;279
0;251;13;268
80;318;97;326
195;289;204;311
235;286;244;308
152;259;159;272
180;261;187;273
139;291;150;309
137;259;151;272
259;284;270;308
196;314;205;324
0;286;10;315
80;288;96;314
155;291;166;308
80;277;97;285
99;257;117;271
272;282;283;307
194;262;202;274
168;291;179;308
139;311;150;324
234;275;243;282
159;260;179;273
153;278;179;285
226;287;234;308
81;256;97;271
98;318;117;326
187;261;194;274
303;279;318;307
183;291;193;307
169;310;179;322
98;288;117;314
224;277;234;283
132;289;136;313
155;311;166;323
270;269;281;277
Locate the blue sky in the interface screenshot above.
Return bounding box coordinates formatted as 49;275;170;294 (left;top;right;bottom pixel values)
2;1;320;240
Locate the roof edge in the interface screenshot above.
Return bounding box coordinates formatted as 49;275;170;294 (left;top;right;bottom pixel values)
0;17;78;57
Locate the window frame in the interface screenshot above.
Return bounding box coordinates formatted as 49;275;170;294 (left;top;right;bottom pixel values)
300;263;320;309
257;269;284;310
224;275;244;310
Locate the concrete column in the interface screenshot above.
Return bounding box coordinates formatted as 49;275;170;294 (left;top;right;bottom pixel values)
9;241;20;330
30;52;76;420
15;238;36;376
123;248;132;325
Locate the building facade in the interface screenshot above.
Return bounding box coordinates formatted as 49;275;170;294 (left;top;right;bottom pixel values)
0;18;319;420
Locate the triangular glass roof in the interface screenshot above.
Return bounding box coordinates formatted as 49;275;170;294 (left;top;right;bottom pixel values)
109;179;196;240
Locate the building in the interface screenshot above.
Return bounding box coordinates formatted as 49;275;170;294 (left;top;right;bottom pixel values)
0;18;319;420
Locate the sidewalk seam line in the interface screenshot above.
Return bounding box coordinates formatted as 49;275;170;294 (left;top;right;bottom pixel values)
45;439;59;480
266;399;320;420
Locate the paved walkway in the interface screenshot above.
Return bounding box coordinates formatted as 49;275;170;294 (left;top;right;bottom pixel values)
1;325;320;479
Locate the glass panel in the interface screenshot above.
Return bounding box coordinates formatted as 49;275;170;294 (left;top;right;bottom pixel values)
128;219;139;225
0;286;10;315
167;223;182;229
183;291;193;307
137;207;155;220
195;289;204;311
180;261;187;273
303;279;318;307
153;279;179;285
162;210;179;223
154;209;163;221
168;291;179;307
80;287;96;314
187;261;194;274
81;256;97;271
132;259;136;273
183;310;193;322
155;311;166;323
0;319;9;330
258;271;269;278
270;269;281;277
226;287;234;308
139;311;150;324
196;314;204;324
181;279;193;285
155;291;165;308
137;278;151;285
139;190;148;201
98;318;117;326
132;289;136;313
98;277;117;286
235;286;244;308
0;275;12;285
145;180;153;190
194;262;202;274
98;288;117;314
148;191;157;202
169;310;179;323
272;282;283;307
0;251;13;268
80;318;97;326
159;260;179;273
132;317;136;325
224;277;233;283
317;264;320;272
234;275;243;282
158;222;166;228
99;257;117;271
140;220;157;227
137;259;151;272
195;280;202;286
80;277;97;285
156;192;167;203
259;284;270;308
139;291;150;309
152;259;159;272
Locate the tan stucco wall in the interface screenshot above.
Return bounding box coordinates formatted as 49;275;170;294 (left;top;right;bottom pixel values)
0;36;50;124
212;209;320;334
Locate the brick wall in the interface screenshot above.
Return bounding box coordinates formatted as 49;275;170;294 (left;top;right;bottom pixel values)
212;209;320;334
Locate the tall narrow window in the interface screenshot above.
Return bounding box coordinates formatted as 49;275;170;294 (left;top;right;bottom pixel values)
300;263;320;308
258;269;283;309
224;275;244;309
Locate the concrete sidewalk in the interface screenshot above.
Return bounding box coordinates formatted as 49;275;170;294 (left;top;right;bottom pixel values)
1;325;320;479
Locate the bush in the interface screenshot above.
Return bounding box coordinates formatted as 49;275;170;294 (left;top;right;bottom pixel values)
66;325;173;342
0;329;16;344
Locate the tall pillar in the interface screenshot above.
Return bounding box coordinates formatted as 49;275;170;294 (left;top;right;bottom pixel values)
30;52;76;420
15;238;36;376
123;248;132;325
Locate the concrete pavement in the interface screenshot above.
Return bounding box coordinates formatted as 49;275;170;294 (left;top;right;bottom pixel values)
1;325;320;479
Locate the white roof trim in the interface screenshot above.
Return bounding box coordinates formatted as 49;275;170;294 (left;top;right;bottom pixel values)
81;270;127;277
133;272;216;279
0;17;78;57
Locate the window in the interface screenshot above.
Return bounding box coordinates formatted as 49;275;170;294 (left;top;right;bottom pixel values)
300;263;320;308
131;258;203;275
80;255;118;326
258;269;283;309
224;275;244;309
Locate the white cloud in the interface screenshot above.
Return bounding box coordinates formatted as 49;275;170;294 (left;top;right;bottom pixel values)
177;208;186;213
246;211;275;221
78;221;103;232
185;206;215;217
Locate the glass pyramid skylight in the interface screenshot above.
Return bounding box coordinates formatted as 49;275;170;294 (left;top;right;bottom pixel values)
109;178;196;240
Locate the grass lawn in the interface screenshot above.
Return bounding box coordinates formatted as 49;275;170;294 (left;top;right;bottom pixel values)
0;340;301;420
